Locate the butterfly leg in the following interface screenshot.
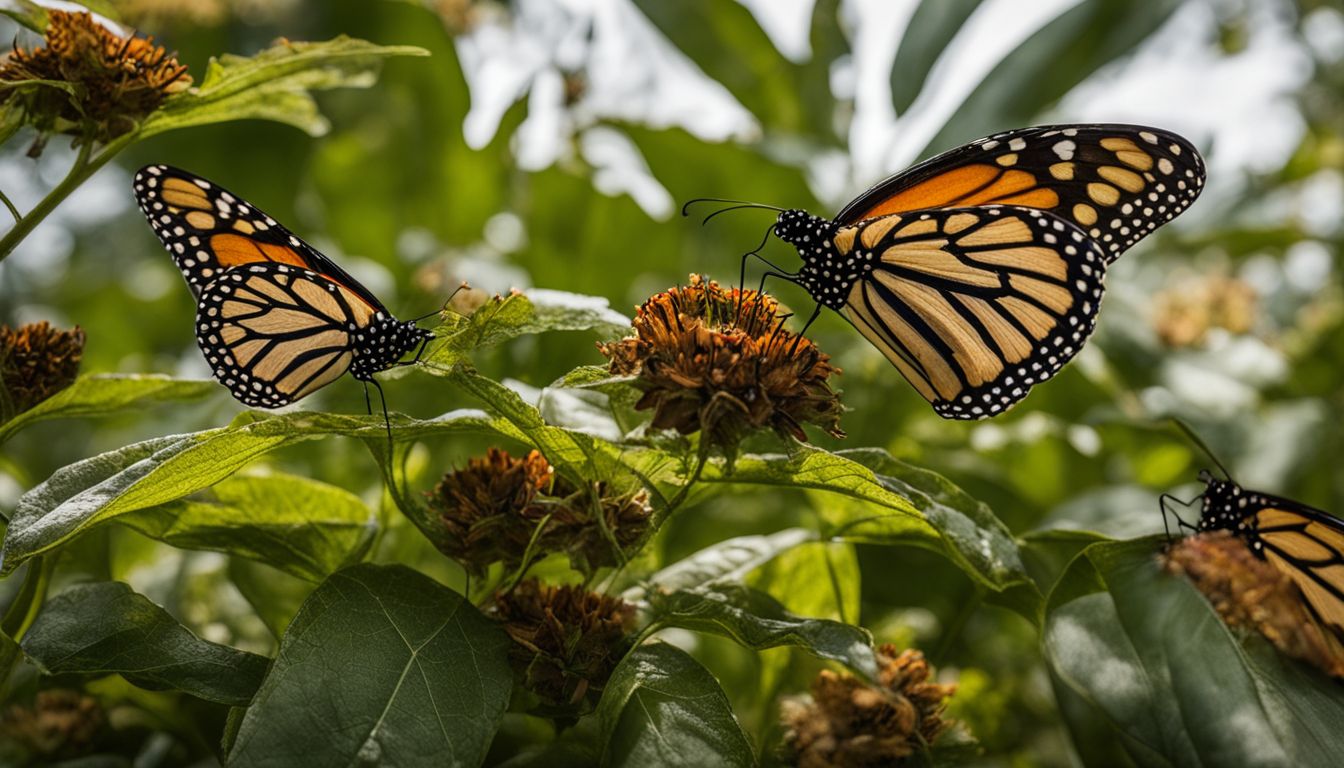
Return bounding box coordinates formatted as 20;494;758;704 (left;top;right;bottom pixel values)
788;304;822;355
370;377;393;448
1158;492;1197;541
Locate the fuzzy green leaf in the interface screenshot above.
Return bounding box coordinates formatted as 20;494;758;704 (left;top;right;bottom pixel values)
597;642;754;768
1044;538;1344;766
424;290;628;370
117;472;376;582
22;581;268;705
228;564;511;768
0;375;215;444
139;36;429;138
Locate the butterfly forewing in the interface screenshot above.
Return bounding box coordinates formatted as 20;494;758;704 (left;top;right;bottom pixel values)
835;124;1204;261
835;206;1105;418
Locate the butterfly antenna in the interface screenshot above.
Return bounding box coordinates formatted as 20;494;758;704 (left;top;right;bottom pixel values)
681;197;784;218
1169;418;1232;480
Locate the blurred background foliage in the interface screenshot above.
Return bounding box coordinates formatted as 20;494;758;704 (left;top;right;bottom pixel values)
1;0;1341;765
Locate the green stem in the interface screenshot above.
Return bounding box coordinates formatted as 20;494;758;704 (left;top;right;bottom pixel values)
0;131;137;264
0;188;20;224
0;555;56;698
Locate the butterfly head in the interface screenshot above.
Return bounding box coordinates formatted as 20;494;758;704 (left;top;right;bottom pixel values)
1197;472;1244;532
350;315;433;381
773;209;831;251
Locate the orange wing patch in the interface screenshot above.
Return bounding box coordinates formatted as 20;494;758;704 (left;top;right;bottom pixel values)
210;233;308;269
849;165;1060;221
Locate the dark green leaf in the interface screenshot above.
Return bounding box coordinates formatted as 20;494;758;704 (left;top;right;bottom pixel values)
0;375;215;444
117;472;376;582
0;0;47;32
22;581;268;705
228;564;511;768
648;582;877;677
630;528;816;596
1043;538;1344;766
890;0;984;114
597;642;754;768
140;36;429;138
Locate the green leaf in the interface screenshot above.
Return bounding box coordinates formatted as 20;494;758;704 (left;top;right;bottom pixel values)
889;0;984;114
0;375;215;444
630;528;817;597
228;564;511;768
597;642;754;768
704;446;1029;596
117;472;376;582
139;36;429;139
1043;538;1344;766
424;290;628;370
648;582;878;678
0;0;47;33
21;581;268;706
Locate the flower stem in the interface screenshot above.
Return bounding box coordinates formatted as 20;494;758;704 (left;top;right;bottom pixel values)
0;554;56;698
0;131;137;264
0;188;20;224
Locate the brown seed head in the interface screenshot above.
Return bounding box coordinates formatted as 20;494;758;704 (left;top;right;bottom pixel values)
0;689;105;762
781;645;957;767
1152;273;1257;347
425;449;652;577
0;322;84;419
1163;531;1344;678
490;579;636;710
599;274;843;460
0;11;191;149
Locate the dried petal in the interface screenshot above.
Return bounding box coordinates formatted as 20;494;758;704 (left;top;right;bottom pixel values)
0;321;84;419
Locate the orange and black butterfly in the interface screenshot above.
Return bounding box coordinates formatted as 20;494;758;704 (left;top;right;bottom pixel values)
698;124;1205;418
133;165;432;409
1170;471;1344;639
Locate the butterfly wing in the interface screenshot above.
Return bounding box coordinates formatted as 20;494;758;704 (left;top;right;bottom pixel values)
1251;500;1344;636
835;205;1105;418
133;164;386;310
835;124;1204;261
196;263;373;408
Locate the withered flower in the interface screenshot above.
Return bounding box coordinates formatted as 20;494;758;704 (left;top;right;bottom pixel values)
0;11;191;151
1163;531;1344;678
425;448;651;576
1152;273;1257;347
0;689;105;763
781;645;957;767
599;274;843;460
0;322;84;420
490;579;636;710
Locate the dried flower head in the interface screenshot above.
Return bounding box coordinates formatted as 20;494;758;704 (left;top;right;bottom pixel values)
0;321;85;420
1163;531;1344;678
0;11;191;150
599;275;843;459
425;448;651;576
781;645;957;767
490;579;636;710
1152;273;1257;347
0;689;105;763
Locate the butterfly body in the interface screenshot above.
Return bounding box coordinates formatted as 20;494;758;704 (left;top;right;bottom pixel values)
764;123;1205;418
135;165;431;408
1195;474;1344;635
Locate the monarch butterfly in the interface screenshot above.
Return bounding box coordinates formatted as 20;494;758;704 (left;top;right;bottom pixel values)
693;123;1205;418
1166;471;1344;641
132;165;432;413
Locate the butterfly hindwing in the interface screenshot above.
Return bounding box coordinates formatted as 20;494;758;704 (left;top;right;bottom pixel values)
835;124;1204;261
133;164;385;311
834;205;1105;418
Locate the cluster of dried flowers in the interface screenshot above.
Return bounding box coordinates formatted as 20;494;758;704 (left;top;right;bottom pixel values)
0;321;85;420
425;447;651;577
1163;530;1344;678
1151;272;1257;347
0;10;191;151
600;274;843;461
0;690;105;764
780;645;958;767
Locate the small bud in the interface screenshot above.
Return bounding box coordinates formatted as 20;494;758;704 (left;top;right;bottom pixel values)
781;645;958;766
0;321;85;420
599;274;843;463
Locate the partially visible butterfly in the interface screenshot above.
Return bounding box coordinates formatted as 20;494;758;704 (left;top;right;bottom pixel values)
133;165;432;413
1166;470;1344;641
693;123;1205;419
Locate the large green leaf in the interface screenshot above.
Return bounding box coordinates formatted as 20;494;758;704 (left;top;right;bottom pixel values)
21;581;268;706
228;564;511;768
1043;538;1344;767
647;582;877;678
704;446;1028;596
139;36;429;138
117;472;376;582
890;0;984;115
597;642;754;768
628;528;816;596
0;375;215;444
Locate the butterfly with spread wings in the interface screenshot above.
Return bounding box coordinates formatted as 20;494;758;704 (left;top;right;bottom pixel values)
1170;471;1344;641
700;123;1205;419
133;165;432;411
